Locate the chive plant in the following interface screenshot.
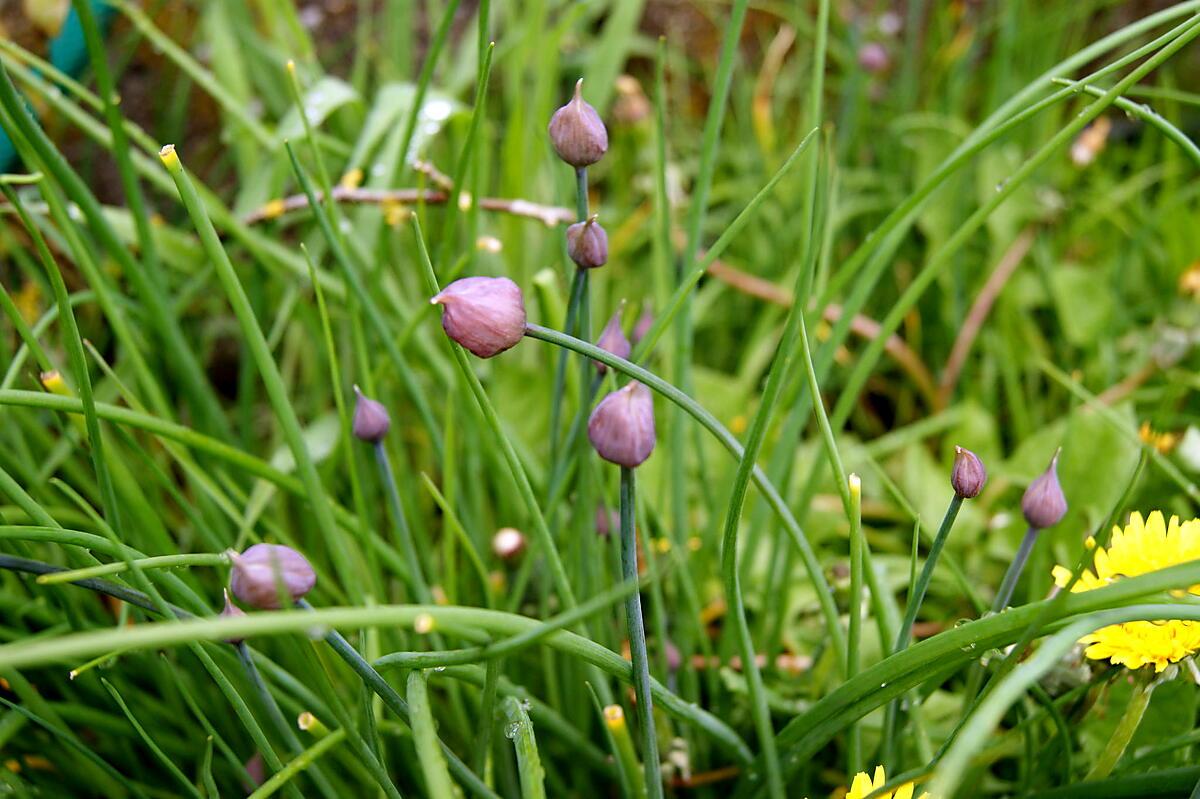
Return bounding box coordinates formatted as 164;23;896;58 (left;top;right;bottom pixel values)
1;3;1200;798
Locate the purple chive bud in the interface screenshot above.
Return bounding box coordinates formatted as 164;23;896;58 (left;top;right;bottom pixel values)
594;306;631;372
588;381;656;468
229;544;316;610
352;386;390;443
595;504;618;538
243;753;266;790
430;276;527;358
664;639;682;672
491;527;526;561
632;307;654;344
220;588;247;645
858;42;890;73
950;446;987;499
1022;450;1068;529
548;79;608;168
566;216;608;270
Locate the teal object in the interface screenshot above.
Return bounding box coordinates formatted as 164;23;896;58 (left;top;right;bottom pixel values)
0;1;115;171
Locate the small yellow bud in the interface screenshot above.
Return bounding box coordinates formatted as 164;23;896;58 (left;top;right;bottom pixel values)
414;613;436;634
603;704;626;732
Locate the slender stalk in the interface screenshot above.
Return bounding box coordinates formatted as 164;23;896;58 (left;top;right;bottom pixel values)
620;467;662;799
36;553;228;585
373;441;433;603
604;704;647;799
846;475;864;776
994;527;1039;612
523;325;845;664
247;728;347;799
881;494;965;764
1086;675;1156;780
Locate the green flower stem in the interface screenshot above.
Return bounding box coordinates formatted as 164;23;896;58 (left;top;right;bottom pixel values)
881;493;965;764
35;552;229;585
373;442;433;603
522;324;845;668
846;475;864;777
412;217;577;613
475;659;501;777
620;467;662;799
548;165;592;470
1086;674;1156;781
993;527;1039;612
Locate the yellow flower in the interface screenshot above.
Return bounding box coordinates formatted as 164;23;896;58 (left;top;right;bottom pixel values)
841;765;931;799
1052;511;1200;671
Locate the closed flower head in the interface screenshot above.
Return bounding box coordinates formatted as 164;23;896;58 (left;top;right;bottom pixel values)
220;588;247;644
594;305;630;372
950;446;987;499
1022;450;1067;529
352;386;390;443
566;216;608;269
491;527;526;560
548;79;608;168
430;276;527;358
229;543;316;610
588;381;655;468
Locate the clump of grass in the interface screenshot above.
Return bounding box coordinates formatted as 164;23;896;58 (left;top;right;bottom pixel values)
1;2;1199;798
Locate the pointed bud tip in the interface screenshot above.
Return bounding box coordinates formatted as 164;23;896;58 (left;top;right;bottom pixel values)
548;81;608;168
352;389;391;443
1021;450;1067;529
566;218;608;269
951;446;987;499
432;276;527;358
588;381;656;468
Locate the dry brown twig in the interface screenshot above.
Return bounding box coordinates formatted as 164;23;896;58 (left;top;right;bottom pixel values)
243;186;575;227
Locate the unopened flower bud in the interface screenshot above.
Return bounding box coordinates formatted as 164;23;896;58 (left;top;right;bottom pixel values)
594;306;630;372
430;276;527;358
858;42;890;73
548;79;608;168
220;588;247;644
243;753;266;790
1022;450;1068;529
632;307;654;344
951;446;987;499
491;527;526;560
229;544;316;610
588;381;655;468
595;504;618;538
566;216;608;270
352;386;390;443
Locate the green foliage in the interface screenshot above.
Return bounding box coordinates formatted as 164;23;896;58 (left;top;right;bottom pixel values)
0;1;1198;797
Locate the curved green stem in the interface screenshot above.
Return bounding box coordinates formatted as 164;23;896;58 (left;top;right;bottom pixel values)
620;467;662;799
36;552;229;585
523;324;846;669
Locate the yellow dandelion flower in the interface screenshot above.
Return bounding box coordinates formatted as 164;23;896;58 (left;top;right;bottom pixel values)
839;765;931;799
1052;511;1200;671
